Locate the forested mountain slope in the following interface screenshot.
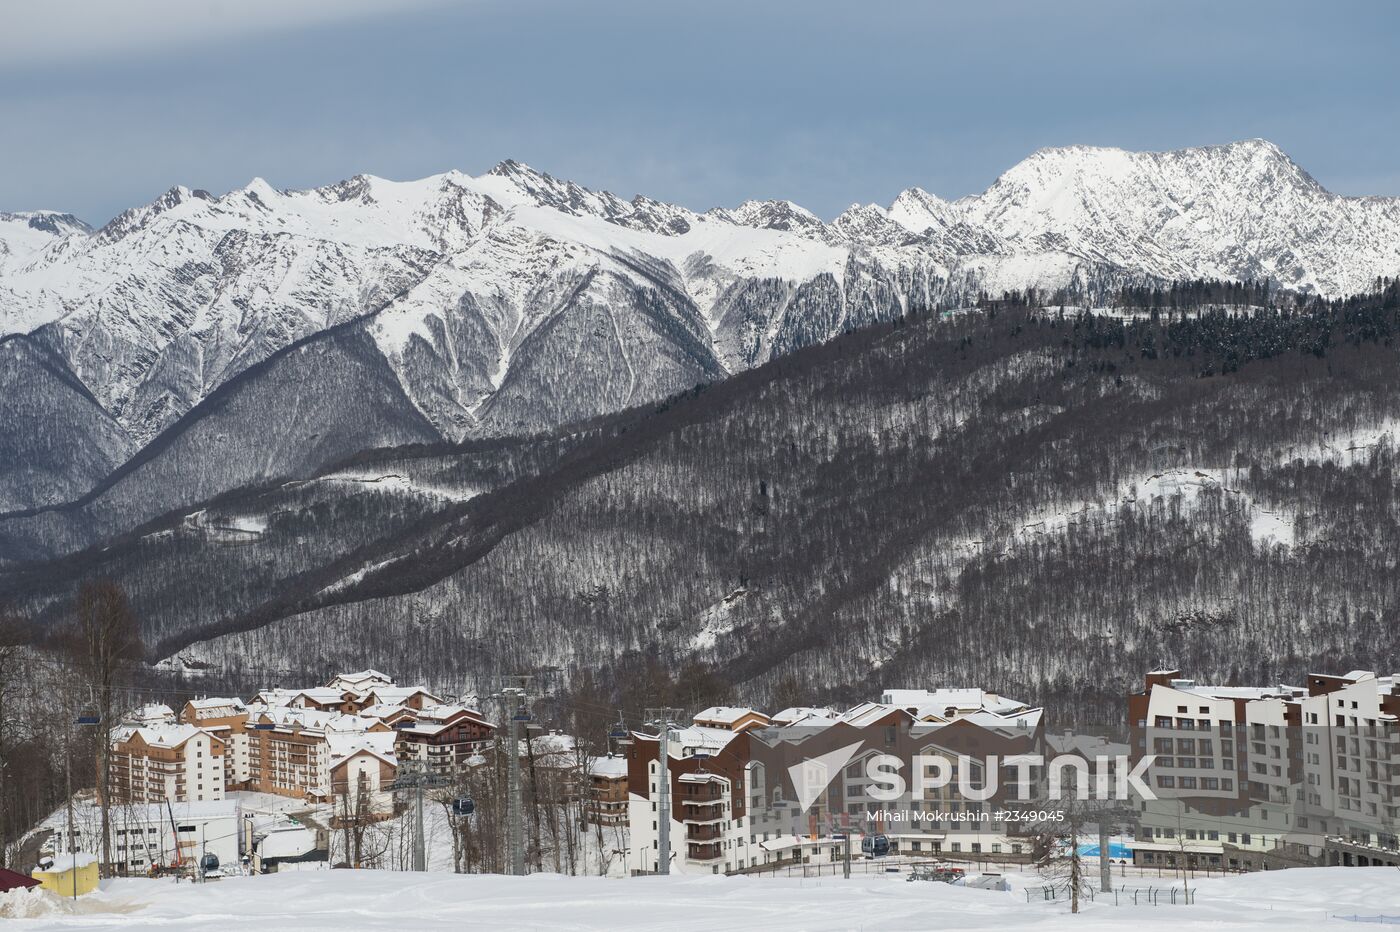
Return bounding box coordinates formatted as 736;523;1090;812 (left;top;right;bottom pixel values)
0;325;442;561
5;283;1399;717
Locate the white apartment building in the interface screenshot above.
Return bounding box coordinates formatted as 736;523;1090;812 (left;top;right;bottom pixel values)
1129;669;1400;870
1293;671;1400;849
180;697;251;788
108;724;229;804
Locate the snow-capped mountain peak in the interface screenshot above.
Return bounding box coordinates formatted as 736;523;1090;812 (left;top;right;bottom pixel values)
718;199;826;236
887;186;958;234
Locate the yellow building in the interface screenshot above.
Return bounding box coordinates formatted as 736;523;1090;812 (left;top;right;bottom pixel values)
32;852;99;897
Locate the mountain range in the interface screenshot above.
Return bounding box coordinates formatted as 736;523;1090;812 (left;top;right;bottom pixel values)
1;139;1399;570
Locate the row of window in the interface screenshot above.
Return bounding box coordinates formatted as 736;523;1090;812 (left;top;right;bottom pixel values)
1155;775;1234;791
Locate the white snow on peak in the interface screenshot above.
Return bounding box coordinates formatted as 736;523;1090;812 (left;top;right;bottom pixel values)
887;186;957;233
4;139;1400;450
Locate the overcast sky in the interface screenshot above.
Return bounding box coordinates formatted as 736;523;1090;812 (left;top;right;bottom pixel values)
3;0;1397;225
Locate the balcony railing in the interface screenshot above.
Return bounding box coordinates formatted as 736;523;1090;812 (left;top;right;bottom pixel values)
683;801;725;821
687;842;723;862
682;785;723;801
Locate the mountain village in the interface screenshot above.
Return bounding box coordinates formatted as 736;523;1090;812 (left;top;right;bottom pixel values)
6;663;1394;900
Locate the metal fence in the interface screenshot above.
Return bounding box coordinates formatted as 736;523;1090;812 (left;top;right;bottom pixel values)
1026;882;1196;906
1332;917;1400;926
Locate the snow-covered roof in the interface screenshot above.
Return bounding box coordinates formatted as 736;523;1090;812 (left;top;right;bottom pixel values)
186;697;247;715
42;852;99;872
293;687;352;705
129;703;175;723
252;688;303;707
257;824;322;860
118;723;220;750
250;706;372;734
394;705;492;736
640;725;737;761
396;720;449;738
104;800;241;823
364;685;442;705
693;706;766;726
328;669;394;689
416;703;488;724
1172;684;1300;700
836;701;906;728
1046;731;1129;758
769;707;839;726
588;755;627;779
530;732;578;757
328;730;397;767
880;688;1032;720
358;703;413;721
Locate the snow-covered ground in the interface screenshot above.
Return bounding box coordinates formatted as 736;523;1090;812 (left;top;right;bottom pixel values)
3;866;1398;930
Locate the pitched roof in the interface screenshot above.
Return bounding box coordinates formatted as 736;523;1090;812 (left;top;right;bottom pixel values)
117;723;222;750
293;688;353;705
0;866;40;891
130;703;175;722
249;706;372;735
693;706;766;725
328;730;397;767
632;724;738;760
327;670;394;691
364;686;443;705
769;707;839;726
187;697;247;714
252;688;303;707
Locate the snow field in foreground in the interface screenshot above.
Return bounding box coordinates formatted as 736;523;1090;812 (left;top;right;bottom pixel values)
3;865;1398;931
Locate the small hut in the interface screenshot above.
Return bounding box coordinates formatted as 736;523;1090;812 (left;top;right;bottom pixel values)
31;853;99;897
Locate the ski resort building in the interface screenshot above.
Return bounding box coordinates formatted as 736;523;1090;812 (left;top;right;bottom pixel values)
624;687;1046;874
246;706;396;800
107;724;229;805
1128;669;1400;870
179;697;252;787
392;704;495;777
585;754;629;826
328;733;399;815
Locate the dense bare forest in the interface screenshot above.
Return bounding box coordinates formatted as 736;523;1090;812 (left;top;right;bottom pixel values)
2;281;1399;729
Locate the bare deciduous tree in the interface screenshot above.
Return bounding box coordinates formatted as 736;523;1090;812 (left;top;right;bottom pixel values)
69;580;144;878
